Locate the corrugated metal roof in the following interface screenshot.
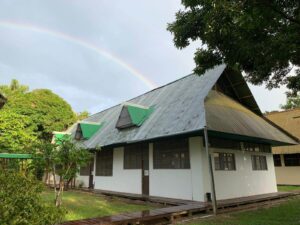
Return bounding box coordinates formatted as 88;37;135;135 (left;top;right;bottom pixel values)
72;65;297;148
265;109;300;153
205;91;297;145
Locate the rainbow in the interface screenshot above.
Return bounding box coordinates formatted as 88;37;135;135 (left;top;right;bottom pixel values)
0;20;157;89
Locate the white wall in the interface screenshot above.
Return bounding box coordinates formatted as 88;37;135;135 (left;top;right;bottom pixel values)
149;137;205;201
93;147;142;194
211;148;277;200
76;175;89;188
76;137;278;202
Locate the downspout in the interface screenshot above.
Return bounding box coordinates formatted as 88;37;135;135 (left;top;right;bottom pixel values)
204;126;217;215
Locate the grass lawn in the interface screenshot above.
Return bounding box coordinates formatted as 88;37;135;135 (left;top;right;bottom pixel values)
41;190;156;221
181;196;300;225
278;185;300;192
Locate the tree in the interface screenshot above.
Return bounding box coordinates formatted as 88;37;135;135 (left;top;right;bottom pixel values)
0;80;76;141
0;171;64;225
280;95;300;109
32;138;92;207
0;110;36;153
77;110;90;121
168;1;300;95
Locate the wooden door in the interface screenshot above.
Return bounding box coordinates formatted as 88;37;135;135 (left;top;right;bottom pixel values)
142;147;149;195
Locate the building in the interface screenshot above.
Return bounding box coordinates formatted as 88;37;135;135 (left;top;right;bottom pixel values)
73;65;297;201
266;109;300;185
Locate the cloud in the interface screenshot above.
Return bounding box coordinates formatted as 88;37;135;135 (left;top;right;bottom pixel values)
0;0;287;114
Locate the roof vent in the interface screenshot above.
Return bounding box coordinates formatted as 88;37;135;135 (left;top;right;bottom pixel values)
75;122;103;140
116;103;154;129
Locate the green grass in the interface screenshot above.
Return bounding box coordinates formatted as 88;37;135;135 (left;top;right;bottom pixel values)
278;185;300;192
182;197;300;225
41;190;156;221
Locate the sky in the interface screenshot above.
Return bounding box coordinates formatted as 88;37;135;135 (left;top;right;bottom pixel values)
0;0;288;114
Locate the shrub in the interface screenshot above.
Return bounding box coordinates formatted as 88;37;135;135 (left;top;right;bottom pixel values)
0;171;64;225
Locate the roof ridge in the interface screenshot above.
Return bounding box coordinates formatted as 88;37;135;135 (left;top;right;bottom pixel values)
265;108;300;116
87;73;195;119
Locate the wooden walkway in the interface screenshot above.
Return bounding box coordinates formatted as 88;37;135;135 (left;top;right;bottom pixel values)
62;192;298;225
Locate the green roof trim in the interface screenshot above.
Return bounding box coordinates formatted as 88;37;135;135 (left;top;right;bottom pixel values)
80;123;103;139
0;153;33;159
54;133;71;145
127;105;154;126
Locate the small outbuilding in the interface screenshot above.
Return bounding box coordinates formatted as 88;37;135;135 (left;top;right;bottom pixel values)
266;109;300;185
73;65;298;201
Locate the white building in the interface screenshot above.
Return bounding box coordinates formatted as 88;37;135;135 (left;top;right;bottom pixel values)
73;65;297;202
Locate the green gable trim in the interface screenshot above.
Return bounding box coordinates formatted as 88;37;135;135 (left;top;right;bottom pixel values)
127;105;154;126
0;153;32;159
54;133;71;145
80;123;103;139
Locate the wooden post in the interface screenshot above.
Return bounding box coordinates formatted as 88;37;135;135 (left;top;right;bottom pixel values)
204;126;217;215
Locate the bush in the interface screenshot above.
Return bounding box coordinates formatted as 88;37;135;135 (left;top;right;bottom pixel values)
0;171;64;225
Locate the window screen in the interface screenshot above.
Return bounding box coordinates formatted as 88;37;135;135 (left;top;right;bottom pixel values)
96;149;113;176
273;154;282;167
214;153;236;171
153;138;190;169
208;138;241;150
244;143;271;153
124;143;148;169
251;155;268;170
284;154;300;166
80;158;94;176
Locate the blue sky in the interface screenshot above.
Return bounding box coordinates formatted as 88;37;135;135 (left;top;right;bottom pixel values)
0;0;287;113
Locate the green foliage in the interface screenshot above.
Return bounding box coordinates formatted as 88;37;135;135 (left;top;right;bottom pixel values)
0;80;76;144
168;1;300;94
77;111;90;121
0;110;36;153
41;190;155;221
32;139;92;206
53;139;92;182
280;95;300;109
0;171;64;225
181;197;300;225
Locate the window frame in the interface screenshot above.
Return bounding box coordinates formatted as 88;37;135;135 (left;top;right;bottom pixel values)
153;138;190;169
124;143;148;169
273;154;282;167
283;153;300;167
95;149;113;176
213;152;236;171
251;155;268;171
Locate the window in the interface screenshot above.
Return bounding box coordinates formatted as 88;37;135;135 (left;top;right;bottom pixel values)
96;149;113;176
80;158;94;176
208;137;241;150
214;153;236;171
80;164;90;176
251;155;268;170
284;154;300;167
273;154;282;167
124;143;148;169
243;143;271;153
153;138;190;169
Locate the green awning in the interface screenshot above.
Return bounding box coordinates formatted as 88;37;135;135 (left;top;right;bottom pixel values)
80;123;103;139
54;133;71;145
127;105;154;126
0;153;33;159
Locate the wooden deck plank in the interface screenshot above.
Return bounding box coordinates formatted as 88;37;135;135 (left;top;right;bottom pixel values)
61;192;296;225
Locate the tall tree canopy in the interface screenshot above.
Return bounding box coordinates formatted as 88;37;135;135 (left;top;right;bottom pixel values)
168;1;300;95
0;80;76;151
280;95;300;110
